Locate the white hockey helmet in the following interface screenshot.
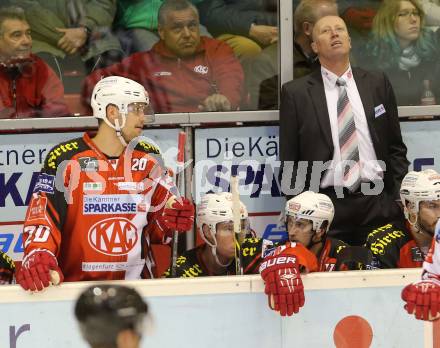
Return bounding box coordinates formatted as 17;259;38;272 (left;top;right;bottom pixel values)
197;192;248;242
285;191;334;233
400;169;440;219
91;76;154;134
197;192;249;266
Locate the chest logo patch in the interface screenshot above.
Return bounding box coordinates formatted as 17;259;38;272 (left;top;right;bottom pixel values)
88;217;138;256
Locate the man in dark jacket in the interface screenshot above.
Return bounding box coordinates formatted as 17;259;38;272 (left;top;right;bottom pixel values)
0;6;69;118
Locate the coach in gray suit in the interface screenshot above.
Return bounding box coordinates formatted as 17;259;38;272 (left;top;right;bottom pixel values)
279;15;409;245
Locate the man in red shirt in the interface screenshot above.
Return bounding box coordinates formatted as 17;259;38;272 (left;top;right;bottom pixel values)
82;0;244;114
0;6;69;118
365;169;440;268
16;76;194;292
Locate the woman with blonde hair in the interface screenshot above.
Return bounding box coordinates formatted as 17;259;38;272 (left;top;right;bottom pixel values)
360;0;440;105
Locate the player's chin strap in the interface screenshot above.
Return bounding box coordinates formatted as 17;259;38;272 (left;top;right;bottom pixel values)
308;233;325;249
114;118;128;147
408;213;433;256
213;250;233;268
209;243;233;268
408;213;431;237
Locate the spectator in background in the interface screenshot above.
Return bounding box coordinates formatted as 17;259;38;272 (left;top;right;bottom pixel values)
83;0;243;114
113;0;164;55
339;0;382;34
15;0;123;79
338;0;382;59
0;6;69;118
196;0;278;60
249;0;337;110
359;0;440;105
113;0;211;56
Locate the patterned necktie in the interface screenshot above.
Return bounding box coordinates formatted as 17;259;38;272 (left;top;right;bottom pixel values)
336;78;361;192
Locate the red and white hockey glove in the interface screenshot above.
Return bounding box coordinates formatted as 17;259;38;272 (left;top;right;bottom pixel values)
259;255;304;316
16;249;64;292
159;197;194;233
401;279;440;321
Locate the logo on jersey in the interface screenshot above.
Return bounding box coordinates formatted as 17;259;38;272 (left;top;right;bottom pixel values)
411;247;424;262
88;217;139;256
26;197;48;221
194;65;208;74
83;182;103;192
33;173;55;194
83;194;143;215
116;182;145;191
78;157;99;172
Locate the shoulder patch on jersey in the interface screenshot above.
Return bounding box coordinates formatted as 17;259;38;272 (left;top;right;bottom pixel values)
44;137;85;171
33;173;55;194
135;141;161;155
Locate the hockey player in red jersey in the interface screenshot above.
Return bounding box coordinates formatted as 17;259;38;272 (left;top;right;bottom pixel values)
365;169;440;268
16;76;194;292
401;218;440;321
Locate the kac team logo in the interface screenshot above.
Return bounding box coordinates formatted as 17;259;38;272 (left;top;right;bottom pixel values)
194;65;208;74
88;217;138;256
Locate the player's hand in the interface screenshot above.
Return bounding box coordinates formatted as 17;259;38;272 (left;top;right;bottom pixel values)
160;197;194;232
199;94;231;112
56;27;87;54
249;24;278;46
16;249;64;292
259;254;304;316
401;279;440;321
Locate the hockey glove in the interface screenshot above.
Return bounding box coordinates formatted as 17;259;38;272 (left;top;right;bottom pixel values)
401;279;440;321
259;255;304;316
159;197;194;232
16;249;64;292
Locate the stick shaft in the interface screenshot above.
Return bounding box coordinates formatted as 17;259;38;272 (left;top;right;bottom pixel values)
231;176;243;275
171;131;186;277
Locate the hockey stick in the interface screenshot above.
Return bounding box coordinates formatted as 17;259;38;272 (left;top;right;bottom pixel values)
170;131;186;277
231;176;243;275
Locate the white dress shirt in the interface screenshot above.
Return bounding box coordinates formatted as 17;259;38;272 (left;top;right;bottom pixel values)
320;65;384;188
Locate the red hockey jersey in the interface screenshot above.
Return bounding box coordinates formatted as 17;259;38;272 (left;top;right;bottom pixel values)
23;133;174;281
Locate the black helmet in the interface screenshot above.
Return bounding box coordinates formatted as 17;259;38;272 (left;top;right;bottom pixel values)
75;285;148;346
